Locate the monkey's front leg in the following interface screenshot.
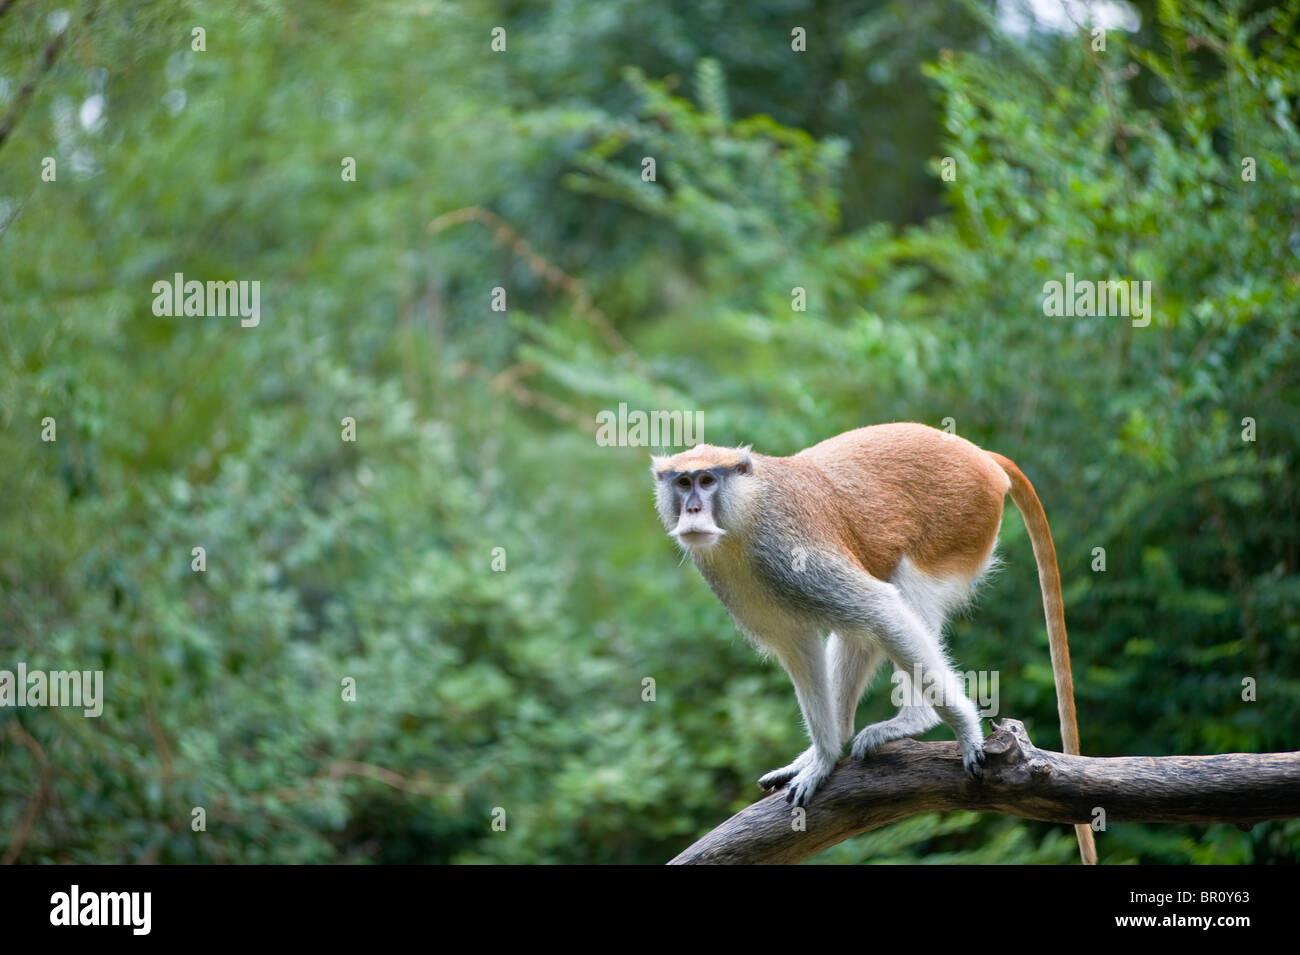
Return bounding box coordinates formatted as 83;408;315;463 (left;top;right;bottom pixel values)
758;634;882;792
767;632;842;807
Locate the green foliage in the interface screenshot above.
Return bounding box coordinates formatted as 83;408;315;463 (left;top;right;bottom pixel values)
1;0;1297;864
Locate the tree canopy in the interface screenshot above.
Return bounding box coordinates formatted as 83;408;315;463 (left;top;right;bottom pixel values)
1;0;1298;864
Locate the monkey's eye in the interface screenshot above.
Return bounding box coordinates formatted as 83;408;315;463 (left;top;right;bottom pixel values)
675;476;692;491
699;474;716;488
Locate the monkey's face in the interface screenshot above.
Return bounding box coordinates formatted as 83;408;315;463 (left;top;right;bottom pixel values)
664;469;728;548
651;446;754;553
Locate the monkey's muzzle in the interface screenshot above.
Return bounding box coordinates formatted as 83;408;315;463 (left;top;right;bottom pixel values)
671;521;726;549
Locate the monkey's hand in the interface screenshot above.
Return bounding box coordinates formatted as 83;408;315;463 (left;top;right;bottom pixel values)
757;748;813;792
783;754;836;807
962;740;986;780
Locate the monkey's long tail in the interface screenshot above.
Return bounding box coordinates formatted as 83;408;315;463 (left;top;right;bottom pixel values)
988;451;1098;866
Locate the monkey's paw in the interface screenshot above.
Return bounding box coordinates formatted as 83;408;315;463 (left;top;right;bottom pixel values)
849;724;895;761
784;759;834;808
758;765;798;792
961;741;986;780
758;750;812;792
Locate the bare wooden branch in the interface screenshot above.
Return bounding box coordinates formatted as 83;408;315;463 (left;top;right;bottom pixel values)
669;719;1300;864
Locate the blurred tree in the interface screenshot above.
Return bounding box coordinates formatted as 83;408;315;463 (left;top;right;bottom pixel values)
0;0;1296;864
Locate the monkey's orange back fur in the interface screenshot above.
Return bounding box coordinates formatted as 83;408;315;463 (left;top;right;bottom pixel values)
793;424;1010;580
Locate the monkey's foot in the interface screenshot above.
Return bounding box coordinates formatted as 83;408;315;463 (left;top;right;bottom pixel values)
784;757;835;808
850;711;941;760
758;750;812;791
961;741;985;780
849;724;896;761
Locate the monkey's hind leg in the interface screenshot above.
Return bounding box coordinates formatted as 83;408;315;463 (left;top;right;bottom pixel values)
837;578;986;778
831;633;886;743
849;665;941;760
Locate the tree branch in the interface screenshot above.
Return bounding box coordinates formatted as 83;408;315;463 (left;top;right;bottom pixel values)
0;0;101;154
2;717;53;865
669;719;1300;864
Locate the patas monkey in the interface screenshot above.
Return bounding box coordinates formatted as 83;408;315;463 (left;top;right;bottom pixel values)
652;422;1097;864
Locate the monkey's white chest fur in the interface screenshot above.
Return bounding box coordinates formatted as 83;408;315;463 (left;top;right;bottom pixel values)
689;539;814;653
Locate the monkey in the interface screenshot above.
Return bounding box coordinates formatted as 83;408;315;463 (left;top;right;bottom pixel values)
651;422;1097;865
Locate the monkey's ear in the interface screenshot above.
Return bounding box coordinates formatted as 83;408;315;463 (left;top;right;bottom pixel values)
734;445;753;475
650;454;668;479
